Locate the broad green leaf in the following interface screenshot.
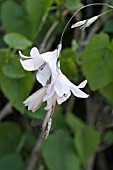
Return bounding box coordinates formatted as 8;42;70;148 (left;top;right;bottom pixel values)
75;125;100;164
42;132;80;170
61;49;77;78
25;0;53;39
0;122;22;156
66;0;83;10
1;1;31;38
0;71;34;113
66;113;100;164
0;154;24;170
66;113;84;132
99;41;113;103
54;0;63;5
99;82;113;103
0;49;34;113
2;58;25;79
16;133;36;153
23;133;36;152
53;107;68;130
4;33;32;50
81;33;113;90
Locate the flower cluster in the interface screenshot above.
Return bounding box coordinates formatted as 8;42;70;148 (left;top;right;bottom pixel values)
19;44;88;138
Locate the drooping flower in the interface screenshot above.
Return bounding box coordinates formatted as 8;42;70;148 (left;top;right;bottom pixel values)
19;44;62;86
19;44;88;138
21;43;89;112
44;70;88;110
23;71;88;113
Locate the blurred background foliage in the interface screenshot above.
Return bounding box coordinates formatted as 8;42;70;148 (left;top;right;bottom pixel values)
0;0;113;170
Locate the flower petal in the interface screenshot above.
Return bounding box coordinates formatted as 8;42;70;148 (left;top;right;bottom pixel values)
41;44;62;74
36;64;51;86
86;16;99;27
77;80;87;88
41;50;58;73
42;110;51;130
30;47;41;59
23;86;47;112
54;73;70;97
57;92;71;105
70;85;89;98
19;51;30;58
71;20;86;28
20;58;41;71
19;47;46;71
44;93;56;110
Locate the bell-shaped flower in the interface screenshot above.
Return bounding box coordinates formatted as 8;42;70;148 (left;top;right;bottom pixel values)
43;69;89;110
23;69;88;112
19;44;62;86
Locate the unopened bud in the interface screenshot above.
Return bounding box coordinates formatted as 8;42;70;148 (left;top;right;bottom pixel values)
71;15;99;30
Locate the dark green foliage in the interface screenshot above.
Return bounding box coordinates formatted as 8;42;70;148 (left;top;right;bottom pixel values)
0;0;113;170
0;122;22;156
42;132;81;170
81;33;113;91
0;154;24;170
66;113;100;164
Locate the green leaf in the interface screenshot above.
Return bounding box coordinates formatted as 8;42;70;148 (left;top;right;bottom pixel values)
25;0;53;39
81;33;113;90
66;113;84;132
23;133;36;152
60;49;77;78
1;1;31;38
0;49;34;113
66;113;100;164
53;107;68;130
0;71;34;113
4;32;32;50
16;133;36;153
0;154;24;170
99;81;113;103
66;0;83;10
2;58;26;79
54;0;63;5
42;132;80;170
0;122;22;156
75;125;100;164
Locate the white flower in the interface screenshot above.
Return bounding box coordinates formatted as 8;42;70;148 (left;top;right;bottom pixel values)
71;15;99;30
19;44;62;86
21;44;89;139
23;69;88;112
43;69;89;110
